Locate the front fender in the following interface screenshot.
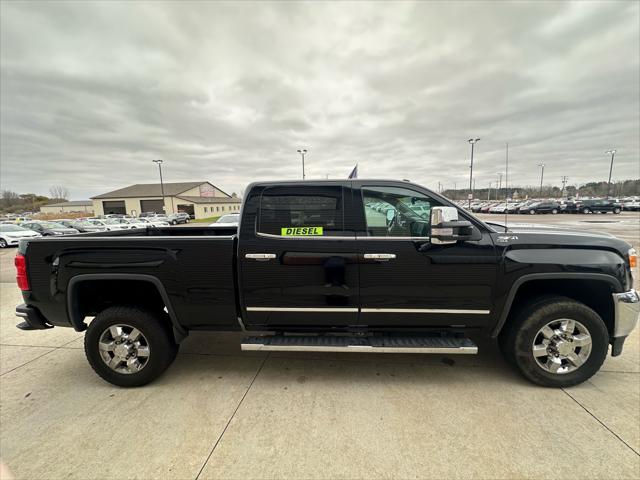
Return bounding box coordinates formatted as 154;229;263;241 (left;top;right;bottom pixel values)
491;272;622;337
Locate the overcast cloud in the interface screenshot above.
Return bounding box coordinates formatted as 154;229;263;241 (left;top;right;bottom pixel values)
1;1;639;198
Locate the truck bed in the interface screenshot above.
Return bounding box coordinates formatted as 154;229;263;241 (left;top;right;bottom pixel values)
20;226;240;332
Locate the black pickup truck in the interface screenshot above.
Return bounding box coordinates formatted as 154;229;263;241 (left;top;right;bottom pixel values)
14;180;639;388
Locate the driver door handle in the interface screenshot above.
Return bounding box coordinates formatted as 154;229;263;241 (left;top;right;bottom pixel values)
245;253;277;261
363;253;396;261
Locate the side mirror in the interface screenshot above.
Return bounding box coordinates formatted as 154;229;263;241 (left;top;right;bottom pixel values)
385;208;396;226
431;206;473;245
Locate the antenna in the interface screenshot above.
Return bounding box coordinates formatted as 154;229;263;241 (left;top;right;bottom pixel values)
504;142;509;230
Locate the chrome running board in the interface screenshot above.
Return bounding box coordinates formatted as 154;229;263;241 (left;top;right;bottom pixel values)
241;335;477;354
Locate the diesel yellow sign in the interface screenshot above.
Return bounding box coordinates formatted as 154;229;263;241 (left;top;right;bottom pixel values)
281;226;324;236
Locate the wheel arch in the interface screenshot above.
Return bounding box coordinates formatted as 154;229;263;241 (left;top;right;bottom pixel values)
492;273;621;338
67;273;187;341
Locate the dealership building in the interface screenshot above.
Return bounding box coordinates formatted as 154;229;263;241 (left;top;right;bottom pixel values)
40;200;94;214
91;181;242;219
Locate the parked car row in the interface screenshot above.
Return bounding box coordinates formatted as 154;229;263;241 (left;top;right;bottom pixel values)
463;198;625;215
0;214;182;248
97;212;190;225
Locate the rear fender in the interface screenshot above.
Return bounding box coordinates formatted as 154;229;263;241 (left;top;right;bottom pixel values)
67;273;188;341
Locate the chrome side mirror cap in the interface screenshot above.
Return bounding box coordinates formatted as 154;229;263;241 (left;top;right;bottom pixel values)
431;206;473;245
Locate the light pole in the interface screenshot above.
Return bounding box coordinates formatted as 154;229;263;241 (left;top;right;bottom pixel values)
297;149;307;180
496;172;503;196
560;176;568;198
487;182;492;201
605;149;616;198
538;163;545;198
152;159;166;213
468;138;480;208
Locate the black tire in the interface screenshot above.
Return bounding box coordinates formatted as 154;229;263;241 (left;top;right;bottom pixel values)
0;238;7;248
529;209;535;215
500;296;608;388
551;209;558;214
185;218;190;223
171;220;177;225
84;306;178;387
582;207;590;214
613;208;621;214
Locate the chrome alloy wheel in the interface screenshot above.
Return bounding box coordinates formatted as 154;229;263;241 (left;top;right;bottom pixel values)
98;324;150;374
532;319;592;374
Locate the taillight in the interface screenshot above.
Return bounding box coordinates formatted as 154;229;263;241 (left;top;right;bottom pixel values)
15;253;30;291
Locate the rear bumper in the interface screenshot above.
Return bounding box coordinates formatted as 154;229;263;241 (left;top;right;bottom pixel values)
15;304;53;330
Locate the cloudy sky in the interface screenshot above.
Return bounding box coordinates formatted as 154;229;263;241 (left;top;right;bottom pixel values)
1;1;639;199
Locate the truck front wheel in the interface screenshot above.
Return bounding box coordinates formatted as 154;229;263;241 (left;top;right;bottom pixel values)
84;306;178;387
500;296;608;387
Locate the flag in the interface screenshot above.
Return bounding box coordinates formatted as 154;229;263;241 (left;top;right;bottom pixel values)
348;164;358;179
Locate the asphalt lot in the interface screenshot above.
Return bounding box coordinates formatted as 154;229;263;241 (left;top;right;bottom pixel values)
0;212;639;479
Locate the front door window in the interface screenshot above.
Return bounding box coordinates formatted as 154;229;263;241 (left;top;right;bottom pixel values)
362;186;436;238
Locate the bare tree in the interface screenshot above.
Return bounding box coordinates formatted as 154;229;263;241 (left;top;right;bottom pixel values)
49;185;69;200
1;190;20;208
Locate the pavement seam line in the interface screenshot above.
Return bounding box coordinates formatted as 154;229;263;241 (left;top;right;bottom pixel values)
0;342;81;349
0;337;82;377
561;387;640;457
194;353;270;480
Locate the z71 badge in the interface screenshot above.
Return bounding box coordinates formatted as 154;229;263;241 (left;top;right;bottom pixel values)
497;235;518;242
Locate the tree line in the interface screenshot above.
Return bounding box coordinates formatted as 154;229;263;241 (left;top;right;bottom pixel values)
442;179;640;201
1;185;69;214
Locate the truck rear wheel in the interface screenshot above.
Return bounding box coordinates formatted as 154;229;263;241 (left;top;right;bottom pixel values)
84;306;178;387
500;296;608;387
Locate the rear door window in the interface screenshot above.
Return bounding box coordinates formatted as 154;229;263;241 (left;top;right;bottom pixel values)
257;186;344;237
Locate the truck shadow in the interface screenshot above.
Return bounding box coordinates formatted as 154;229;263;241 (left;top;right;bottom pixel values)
166;331;531;388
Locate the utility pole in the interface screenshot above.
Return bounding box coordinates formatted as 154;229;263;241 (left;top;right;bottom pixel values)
538;163;545;198
605;149;616;198
297;149;308;180
560;176;568;198
152;159;166;213
467;138;480;208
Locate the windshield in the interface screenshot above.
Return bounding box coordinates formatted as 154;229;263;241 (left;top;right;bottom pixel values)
104;219;121;224
216;214;239;223
73;221;94;227
38;222;66;228
0;225;28;232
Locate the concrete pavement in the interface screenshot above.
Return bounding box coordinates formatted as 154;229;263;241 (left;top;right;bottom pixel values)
1;282;639;479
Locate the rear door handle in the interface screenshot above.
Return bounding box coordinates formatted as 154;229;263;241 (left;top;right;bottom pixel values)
245;253;277;261
363;253;396;261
